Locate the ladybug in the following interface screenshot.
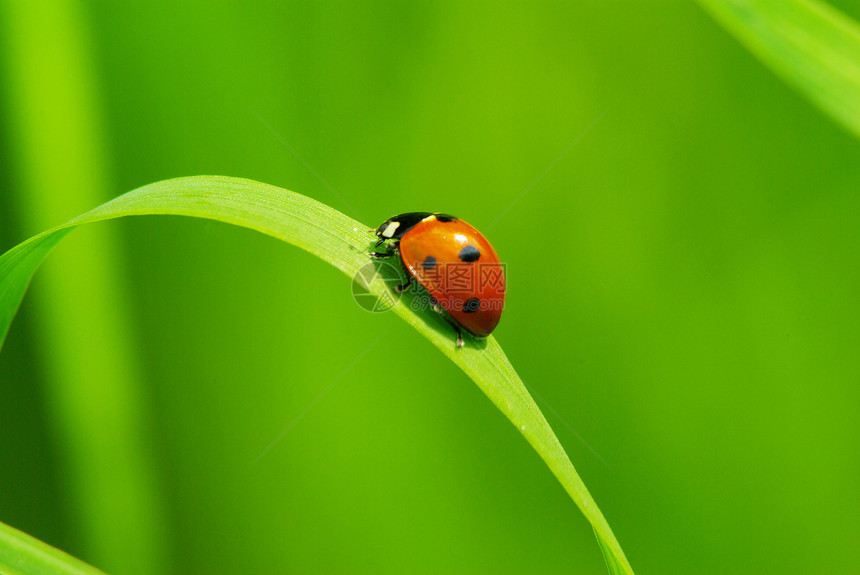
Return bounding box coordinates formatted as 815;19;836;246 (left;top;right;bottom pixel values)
371;212;506;348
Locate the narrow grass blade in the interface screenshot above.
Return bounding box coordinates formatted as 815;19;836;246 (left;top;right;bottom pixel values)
0;176;634;574
0;520;106;575
0;1;167;572
697;0;860;138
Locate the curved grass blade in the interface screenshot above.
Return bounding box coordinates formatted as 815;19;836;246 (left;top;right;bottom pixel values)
0;175;633;574
697;0;860;138
0;520;106;575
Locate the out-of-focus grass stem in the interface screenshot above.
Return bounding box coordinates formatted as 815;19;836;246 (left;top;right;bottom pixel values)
0;2;167;573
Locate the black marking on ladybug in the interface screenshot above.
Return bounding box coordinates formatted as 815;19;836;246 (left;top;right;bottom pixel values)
463;297;480;313
458;245;481;262
422;255;437;270
435;213;457;222
376;212;432;241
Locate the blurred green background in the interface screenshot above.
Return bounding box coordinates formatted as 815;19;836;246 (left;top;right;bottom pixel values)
2;1;860;573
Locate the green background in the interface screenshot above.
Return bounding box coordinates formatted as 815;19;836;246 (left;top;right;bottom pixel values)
2;1;860;573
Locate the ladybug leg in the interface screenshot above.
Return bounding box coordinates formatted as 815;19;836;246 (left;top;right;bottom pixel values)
394;275;413;293
446;322;464;348
431;301;465;348
369;248;391;258
370;240;399;259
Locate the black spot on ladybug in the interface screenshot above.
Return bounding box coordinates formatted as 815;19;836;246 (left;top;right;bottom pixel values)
459;246;481;262
435;213;457;222
463;298;480;313
422;255;437;270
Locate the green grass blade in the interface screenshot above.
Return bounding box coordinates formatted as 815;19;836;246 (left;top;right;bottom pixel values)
0;1;167;572
697;0;860;138
0;520;106;575
0;175;634;574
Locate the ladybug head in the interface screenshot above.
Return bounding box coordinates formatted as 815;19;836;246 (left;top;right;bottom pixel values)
375;212;434;241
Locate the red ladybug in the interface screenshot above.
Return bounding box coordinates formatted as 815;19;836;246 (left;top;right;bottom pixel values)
371;212;506;347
